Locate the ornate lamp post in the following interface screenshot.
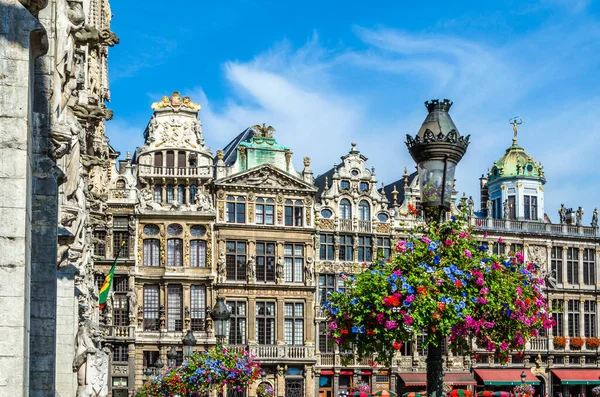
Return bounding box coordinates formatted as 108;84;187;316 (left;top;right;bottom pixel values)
167;345;178;368
521;371;527;386
154;357;164;373
182;330;196;359
144;365;153;384
210;297;231;344
405;99;470;397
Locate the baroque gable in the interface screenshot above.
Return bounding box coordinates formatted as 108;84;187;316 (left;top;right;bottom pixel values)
216;164;317;193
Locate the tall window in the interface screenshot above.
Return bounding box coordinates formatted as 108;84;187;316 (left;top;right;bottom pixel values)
285;200;303;226
226;241;247;281
568;300;580;337
113;294;129;327
93;231;106;257
358;236;372;262
319;274;336;304
143;351;159;369
319;234;334;260
166;185;174;203
319;323;335;353
167;239;183;267
154;152;163;168
113;232;129;258
377;237;391;261
552;299;564;336
143;285;160;331
190;285;206;332
227;301;246;345
167;285;182;332
508;195;516;220
166;151;174;173
493;197;501;219
177;185;185;205
143;239;160;267
524;195;538;220
551;247;563;283
284;244;303;283
256;242;276;282
339;235;353;261
584;300;596;337
284;303;304;345
113;344;129;363
509;243;523;255
339;199;352;220
227;196;246;223
114;276;129;292
255;198;275;225
256;302;275;345
177;151;186;168
583;248;595;285
190;240;206;267
190;184;197;204
358;200;370;221
566;247;579;284
154;184;162;203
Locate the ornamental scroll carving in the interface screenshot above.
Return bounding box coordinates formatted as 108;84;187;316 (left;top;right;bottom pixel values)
527;245;547;266
376;223;391;233
317;219;335;230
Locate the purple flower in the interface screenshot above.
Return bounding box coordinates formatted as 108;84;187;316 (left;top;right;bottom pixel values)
384;320;398;330
405;294;415;303
463;249;472;258
403;315;413;325
422;237;431;244
376;313;385;324
328;322;338;330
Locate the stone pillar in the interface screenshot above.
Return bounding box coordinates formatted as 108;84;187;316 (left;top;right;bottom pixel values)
55;266;78;396
247;298;256;344
562;247;568;285
578;248;585;286
579;299;585;338
333;370;340;397
276;365;286;397
276;297;285;344
128;343;136;395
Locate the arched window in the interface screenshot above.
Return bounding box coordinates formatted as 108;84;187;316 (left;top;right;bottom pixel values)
190;240;206;267
358;200;370;221
116;179;126;189
190;184;197;204
166;185;174;203
167;238;183;267
143;239;160;267
177;185;185;205
154;184;162;203
339;199;352;220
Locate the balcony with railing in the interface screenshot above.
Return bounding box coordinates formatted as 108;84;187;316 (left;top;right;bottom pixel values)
472;217;598;237
138;164;212;178
108;325;136;340
249;345;315;362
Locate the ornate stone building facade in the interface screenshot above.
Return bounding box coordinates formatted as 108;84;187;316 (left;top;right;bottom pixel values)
1;0;117;396
95;94;600;397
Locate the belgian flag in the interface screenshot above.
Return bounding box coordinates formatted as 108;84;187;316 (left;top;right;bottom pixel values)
99;241;125;310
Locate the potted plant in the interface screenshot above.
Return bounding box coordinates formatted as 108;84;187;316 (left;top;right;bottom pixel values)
586;337;600;349
570;336;585;349
553;336;566;348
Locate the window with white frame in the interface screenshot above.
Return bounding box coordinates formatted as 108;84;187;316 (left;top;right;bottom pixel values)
377;237;391;261
166;184;174;203
339;199;352;220
256;302;275;345
583;248;595;285
284;303;304;345
255;197;275;225
524;195;538;220
227;301;246;345
143;239;160;267
339;235;353;261
568;300;580;337
143;285;160;331
167;284;182;332
226;196;246;223
584;300;596;337
566;248;579;284
190;240;206;267
256;242;276;282
358;200;370;221
167;238;183;267
284;244;303;283
154;184;162;203
190;285;206;332
285;200;303;226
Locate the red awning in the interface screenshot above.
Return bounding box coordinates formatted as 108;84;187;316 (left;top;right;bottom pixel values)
399;373;476;387
320;370;334;375
362;370;372;375
340;370;353;375
475;369;540;385
552;370;600;385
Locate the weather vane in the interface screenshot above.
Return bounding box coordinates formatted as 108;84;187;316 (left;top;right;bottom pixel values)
509;117;522;141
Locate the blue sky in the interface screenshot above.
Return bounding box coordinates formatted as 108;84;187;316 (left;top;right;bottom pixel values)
106;0;600;223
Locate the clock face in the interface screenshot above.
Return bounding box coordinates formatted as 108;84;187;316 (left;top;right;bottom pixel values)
143;224;160;236
190;225;207;237
167;223;183;236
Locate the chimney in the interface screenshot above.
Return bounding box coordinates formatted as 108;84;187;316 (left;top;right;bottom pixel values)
479;174;489;216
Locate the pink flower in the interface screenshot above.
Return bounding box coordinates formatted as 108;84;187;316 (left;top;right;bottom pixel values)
393;270;402;276
384;320;398;330
498;237;503;243
328;322;338;330
422;237;431;244
396;241;406;252
459;231;468;238
463;249;472;258
484;231;489;238
444;239;453;246
435;279;443;286
500;342;508;351
476;278;484;286
403;314;413;325
516;287;523;295
515;252;524;263
376;313;385;324
405;294;415;303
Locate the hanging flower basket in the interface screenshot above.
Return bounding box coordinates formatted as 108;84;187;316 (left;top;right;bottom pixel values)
351;382;371;394
553;336;566;348
513;384;535;396
257;382;275;397
586;337;600;349
570;336;584;349
591;386;600;396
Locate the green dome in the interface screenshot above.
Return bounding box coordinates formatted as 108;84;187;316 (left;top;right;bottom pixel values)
488;138;545;184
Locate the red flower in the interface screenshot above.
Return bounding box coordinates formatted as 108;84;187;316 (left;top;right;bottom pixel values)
438;302;446;310
417;286;427;295
454;280;462;288
408;204;418;215
393;341;403;350
366;329;376;336
340;328;349;335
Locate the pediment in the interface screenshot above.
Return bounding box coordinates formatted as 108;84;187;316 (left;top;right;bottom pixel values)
217;164;317;192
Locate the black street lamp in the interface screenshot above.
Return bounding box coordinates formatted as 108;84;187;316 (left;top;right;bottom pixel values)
405;99;470;397
521;371;527;386
210;297;231;344
144;365;153;383
182;330;197;359
167;345;178;368
154;357;164;373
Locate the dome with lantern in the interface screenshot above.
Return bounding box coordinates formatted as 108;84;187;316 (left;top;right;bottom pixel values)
487;136;545;184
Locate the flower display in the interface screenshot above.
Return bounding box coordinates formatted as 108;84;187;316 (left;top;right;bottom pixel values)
586;337;600;349
351;381;371;394
257;382;275;397
133;346;262;397
513;384;535;395
592;386;600;396
553;336;566;348
569;336;584;349
323;212;554;364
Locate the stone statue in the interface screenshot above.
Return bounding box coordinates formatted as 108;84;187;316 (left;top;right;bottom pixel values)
558;204;566;224
105;291;113;325
247;255;256;281
304;256;314;284
276;256;284;282
486;199;493;218
217;250;226;277
576;206;584;226
592;208;598;228
196;192;213;212
127;287;137;314
467;196;475;217
503;199;509;220
73;320;109;397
